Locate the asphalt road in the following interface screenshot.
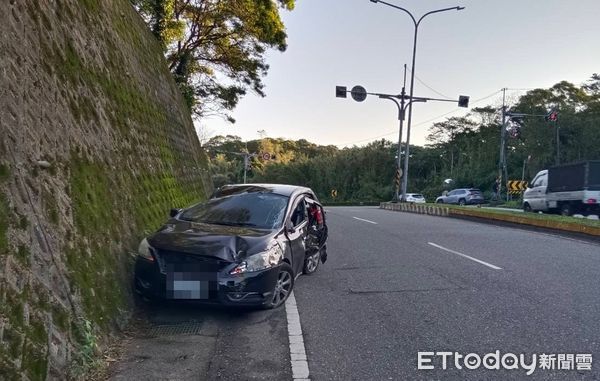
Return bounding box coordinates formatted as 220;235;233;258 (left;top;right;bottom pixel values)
294;206;600;380
110;206;600;380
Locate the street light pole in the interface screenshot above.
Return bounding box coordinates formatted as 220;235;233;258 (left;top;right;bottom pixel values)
369;1;464;201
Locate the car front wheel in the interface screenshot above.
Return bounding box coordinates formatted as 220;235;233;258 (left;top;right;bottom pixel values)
303;250;320;275
264;263;294;309
458;198;466;206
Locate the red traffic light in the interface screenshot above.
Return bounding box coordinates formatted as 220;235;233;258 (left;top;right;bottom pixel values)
545;110;558;122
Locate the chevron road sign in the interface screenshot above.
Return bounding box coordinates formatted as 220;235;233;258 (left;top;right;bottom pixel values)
507;180;528;195
394;169;402;190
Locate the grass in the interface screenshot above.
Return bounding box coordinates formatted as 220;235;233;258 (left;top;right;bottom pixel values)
69;319;101;379
423;203;600;229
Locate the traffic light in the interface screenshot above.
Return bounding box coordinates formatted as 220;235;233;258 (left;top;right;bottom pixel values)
335;86;347;98
458;95;469;108
545;110;558;122
509;126;521;139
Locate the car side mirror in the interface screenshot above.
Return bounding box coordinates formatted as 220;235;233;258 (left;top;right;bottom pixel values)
169;208;182;218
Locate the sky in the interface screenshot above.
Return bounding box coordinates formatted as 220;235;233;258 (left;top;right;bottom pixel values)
200;0;600;148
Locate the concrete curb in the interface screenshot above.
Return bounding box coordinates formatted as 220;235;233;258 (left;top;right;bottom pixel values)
449;207;600;237
379;202;449;217
379;202;600;238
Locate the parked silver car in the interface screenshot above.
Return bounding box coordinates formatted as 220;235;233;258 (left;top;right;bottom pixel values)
405;193;426;203
435;188;485;205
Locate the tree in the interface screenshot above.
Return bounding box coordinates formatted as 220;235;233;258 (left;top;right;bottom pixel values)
133;0;295;121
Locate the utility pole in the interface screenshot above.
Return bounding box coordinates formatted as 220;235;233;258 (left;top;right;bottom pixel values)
212;149;256;184
499;88;507;202
555;120;560;166
394;64;408;202
243;153;250;184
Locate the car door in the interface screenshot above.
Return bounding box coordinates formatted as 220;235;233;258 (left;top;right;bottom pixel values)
447;190;458;204
528;172;548;211
305;197;328;247
286;196;309;276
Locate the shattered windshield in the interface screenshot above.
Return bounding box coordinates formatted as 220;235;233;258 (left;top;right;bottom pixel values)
180;192;288;230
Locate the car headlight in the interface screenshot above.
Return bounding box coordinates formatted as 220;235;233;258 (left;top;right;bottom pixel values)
137;238;155;262
230;244;283;275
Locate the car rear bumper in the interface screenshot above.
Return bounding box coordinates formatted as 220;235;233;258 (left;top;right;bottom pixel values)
134;256;280;306
467;199;485;204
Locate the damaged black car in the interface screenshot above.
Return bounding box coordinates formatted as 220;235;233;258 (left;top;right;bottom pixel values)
134;184;328;309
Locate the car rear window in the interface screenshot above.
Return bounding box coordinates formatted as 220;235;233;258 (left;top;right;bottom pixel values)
412;194;424;198
180;192;289;229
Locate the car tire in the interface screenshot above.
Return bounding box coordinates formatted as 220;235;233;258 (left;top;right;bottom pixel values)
560;203;573;216
523;202;532;213
263;263;294;309
133;288;154;309
458;198;466;206
436;199;444;204
303;250;320;275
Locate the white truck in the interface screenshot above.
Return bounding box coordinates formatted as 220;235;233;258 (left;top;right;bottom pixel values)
523;161;600;216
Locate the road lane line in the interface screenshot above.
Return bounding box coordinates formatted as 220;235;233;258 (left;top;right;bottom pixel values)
352;216;378;224
285;291;310;380
427;242;502;270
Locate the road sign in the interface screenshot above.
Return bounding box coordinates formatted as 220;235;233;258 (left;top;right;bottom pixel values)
331;189;338;199
262;152;271;161
507;180;528;194
394;169;402;190
350;85;367;102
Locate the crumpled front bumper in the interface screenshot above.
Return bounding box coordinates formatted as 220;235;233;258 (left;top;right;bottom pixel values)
134;256;281;306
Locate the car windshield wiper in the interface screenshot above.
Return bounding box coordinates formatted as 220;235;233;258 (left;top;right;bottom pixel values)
200;221;257;227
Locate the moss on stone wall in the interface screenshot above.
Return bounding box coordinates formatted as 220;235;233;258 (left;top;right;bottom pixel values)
1;0;212;379
0;192;8;253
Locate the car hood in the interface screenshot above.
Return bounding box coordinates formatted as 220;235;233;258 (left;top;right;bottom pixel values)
147;220;279;262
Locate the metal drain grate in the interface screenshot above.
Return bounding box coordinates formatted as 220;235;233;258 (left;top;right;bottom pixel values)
147;322;204;337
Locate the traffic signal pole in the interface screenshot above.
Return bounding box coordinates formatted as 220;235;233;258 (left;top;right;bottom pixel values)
336;84;469;202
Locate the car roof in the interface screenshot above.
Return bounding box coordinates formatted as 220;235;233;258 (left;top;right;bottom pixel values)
214;183;314;198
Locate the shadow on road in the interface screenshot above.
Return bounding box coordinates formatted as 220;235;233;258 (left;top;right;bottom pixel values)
108;298;290;380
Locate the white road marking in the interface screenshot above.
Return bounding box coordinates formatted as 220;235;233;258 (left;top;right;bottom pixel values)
352;216;378;224
427;242;502;270
285;292;310;380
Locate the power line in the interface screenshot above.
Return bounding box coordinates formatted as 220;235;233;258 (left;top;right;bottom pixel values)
413;74;452;100
505;88;536;91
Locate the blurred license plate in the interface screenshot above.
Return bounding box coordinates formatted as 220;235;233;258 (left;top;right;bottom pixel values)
167;272;209;299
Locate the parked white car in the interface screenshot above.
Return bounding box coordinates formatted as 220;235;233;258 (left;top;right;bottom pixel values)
405;193;426;203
